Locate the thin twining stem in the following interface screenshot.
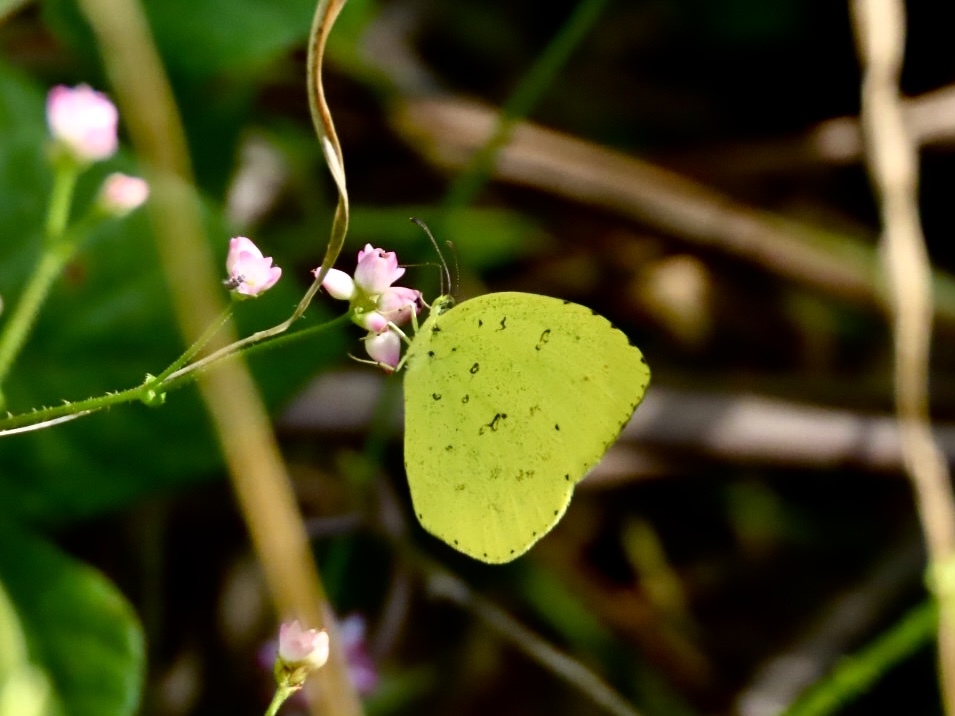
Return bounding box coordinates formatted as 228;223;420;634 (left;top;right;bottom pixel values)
0;309;351;436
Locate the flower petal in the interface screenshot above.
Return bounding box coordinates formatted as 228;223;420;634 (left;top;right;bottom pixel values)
377;286;421;326
321;268;357;301
353;245;405;295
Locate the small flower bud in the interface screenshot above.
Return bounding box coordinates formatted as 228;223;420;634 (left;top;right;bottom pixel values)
97;173;149;216
275;621;329;691
46;85;118;165
364;330;401;372
319;267;356;301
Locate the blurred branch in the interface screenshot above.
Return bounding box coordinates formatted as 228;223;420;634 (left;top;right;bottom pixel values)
392;97;955;324
781;598;936;716
281;372;955;477
443;0;611;210
616;388;955;477
0;0;30;24
357;450;651;716
735;533;925;716
850;2;955;715
74;0;361;714
427;566;646;716
662;83;955;179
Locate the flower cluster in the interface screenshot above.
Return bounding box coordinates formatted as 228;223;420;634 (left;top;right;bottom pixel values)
225;236;282;298
320;245;421;371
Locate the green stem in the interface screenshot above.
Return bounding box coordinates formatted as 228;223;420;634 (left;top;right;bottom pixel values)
157;278;338;388
0;382;146;434
442;0;610;211
0;312;352;435
0;163;81;402
45;163;79;243
160;311;352;392
782;599;936;716
265;686;297;716
0;241;75;390
148;305;234;388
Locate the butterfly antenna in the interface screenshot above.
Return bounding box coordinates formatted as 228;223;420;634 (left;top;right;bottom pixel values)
410;217;452;296
445;240;460;296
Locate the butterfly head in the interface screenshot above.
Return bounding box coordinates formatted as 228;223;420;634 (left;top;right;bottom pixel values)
431;295;455;317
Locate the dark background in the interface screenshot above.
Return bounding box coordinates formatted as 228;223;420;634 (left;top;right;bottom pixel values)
2;0;955;714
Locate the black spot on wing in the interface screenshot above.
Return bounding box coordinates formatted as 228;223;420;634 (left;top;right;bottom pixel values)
497;316;507;330
469;363;480;374
478;412;508;435
493;413;508;429
432;393;442;401
535;329;551;351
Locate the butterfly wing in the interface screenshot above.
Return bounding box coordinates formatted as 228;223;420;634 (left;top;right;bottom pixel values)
403;292;650;563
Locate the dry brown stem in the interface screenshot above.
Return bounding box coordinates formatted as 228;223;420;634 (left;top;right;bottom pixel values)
850;0;955;712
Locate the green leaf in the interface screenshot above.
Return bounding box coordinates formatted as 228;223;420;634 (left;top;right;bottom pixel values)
0;520;143;716
0;577;52;716
42;0;317;79
0;0;31;24
0;62;346;524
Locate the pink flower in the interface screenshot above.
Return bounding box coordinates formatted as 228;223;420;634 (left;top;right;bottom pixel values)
46;85;118;164
97;173;149;216
278;621;329;671
261;614;377;698
353;245;405;295
225;236;281;297
319;245;421;370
